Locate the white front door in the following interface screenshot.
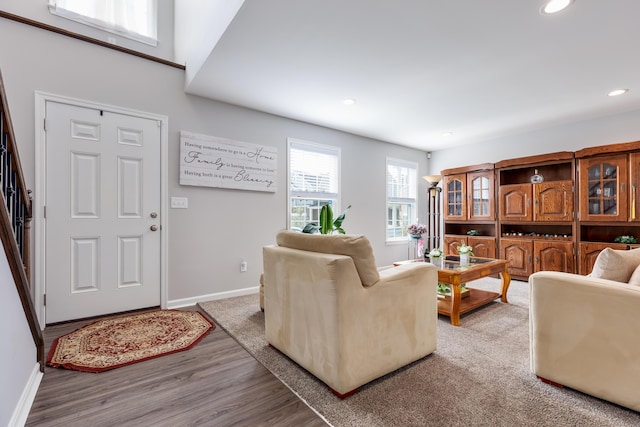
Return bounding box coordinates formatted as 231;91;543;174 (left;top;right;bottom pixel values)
45;101;161;323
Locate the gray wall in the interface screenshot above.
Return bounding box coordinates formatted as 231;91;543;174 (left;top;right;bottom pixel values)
0;17;429;306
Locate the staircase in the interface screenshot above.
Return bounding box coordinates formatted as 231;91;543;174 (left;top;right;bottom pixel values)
0;69;44;371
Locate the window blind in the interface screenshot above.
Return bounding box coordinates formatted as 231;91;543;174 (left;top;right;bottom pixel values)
49;0;158;46
289;140;340;199
387;158;417;203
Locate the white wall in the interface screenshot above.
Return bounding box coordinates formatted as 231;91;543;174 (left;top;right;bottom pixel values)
430;109;640;173
0;247;40;427
0;17;429;306
0;0;177;62
174;0;244;85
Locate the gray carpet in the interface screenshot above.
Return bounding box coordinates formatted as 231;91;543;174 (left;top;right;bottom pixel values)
199;278;640;426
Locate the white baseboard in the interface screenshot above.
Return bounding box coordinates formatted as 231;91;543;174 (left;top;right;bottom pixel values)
167;286;260;309
9;363;43;427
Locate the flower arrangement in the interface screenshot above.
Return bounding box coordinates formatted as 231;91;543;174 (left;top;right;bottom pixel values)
407;223;427;237
457;244;474;255
427;248;443;258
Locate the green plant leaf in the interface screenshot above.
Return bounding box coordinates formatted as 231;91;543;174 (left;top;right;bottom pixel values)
332;205;351;230
303;203;350;235
302;223;319;234
319;204;333;234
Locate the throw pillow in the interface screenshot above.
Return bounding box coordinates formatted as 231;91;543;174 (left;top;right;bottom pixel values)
628;264;640;286
591;247;640;282
276;230;380;286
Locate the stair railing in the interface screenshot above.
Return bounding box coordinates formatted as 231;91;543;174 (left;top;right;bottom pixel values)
0;69;44;371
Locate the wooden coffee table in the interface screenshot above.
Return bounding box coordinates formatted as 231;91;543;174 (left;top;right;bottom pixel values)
394;255;511;326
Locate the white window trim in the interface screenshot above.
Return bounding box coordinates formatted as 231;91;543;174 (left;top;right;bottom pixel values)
287;137;342;231
48;0;158;46
386;157;419;244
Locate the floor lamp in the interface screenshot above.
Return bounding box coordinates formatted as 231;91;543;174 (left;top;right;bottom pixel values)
423;175;442;253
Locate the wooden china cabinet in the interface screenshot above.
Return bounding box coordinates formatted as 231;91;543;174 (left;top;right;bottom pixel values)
495;152;575;280
576;141;640;274
442;163;496;258
441;141;640;279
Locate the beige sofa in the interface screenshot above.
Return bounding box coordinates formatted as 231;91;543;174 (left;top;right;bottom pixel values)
262;230;438;397
529;270;640;412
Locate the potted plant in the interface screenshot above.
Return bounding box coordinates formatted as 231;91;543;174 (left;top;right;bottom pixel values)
426;247;443;265
407;223;427;238
437;282;469;299
407;223;427;259
427;248;443;258
614;235;637;244
302;204;351;234
457;244;473;264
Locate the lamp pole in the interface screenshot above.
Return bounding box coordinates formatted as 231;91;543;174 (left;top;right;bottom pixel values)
423;175;442;254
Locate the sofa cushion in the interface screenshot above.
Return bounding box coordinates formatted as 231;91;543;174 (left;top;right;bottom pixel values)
276;230;380;286
591;247;640;282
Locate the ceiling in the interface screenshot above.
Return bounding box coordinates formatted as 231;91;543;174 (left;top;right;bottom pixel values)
184;0;640;152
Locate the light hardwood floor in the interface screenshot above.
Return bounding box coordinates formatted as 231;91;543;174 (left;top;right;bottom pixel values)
26;307;327;427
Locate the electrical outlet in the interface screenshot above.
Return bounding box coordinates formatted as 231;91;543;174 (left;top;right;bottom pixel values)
240;260;248;272
171;197;188;209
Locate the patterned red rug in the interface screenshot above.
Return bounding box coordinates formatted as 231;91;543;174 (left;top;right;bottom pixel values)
47;310;215;373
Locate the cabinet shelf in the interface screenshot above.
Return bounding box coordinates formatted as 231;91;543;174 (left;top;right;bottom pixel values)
501;234;572;242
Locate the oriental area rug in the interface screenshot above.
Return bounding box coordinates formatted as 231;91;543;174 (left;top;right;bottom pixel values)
47;310;215;373
199;278;640;427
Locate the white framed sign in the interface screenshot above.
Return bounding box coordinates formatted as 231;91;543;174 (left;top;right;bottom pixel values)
179;131;277;192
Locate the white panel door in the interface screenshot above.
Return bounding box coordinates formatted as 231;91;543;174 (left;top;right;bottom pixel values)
45;102;161;323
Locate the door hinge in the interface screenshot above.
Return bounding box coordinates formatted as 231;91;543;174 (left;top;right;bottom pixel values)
43;294;46;306
43;118;47;131
44;206;46;219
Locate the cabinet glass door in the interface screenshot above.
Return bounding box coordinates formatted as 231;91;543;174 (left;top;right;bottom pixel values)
587;162;618;215
471;176;490;216
468;171;494;220
447;180;463;216
579;155;627;221
444;174;466;220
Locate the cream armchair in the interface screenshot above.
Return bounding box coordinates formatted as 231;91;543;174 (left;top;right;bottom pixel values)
262;230;438;398
529;271;640;412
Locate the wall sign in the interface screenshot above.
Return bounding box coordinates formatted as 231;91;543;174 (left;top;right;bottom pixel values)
179;131;277;192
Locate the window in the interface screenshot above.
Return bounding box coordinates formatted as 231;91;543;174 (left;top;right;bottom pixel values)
49;0;158;46
288;139;340;231
387;158;417;241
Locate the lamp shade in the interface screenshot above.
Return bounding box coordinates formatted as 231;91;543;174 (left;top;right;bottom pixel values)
423;175;442;186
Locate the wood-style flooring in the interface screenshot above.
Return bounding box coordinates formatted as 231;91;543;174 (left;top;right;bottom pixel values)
26;307;327;427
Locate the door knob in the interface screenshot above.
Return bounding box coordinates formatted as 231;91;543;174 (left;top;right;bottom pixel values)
150;225;158;232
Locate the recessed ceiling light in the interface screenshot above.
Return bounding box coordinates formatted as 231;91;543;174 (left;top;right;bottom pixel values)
608;89;629;97
540;0;574;14
343;98;356;105
442;132;453;137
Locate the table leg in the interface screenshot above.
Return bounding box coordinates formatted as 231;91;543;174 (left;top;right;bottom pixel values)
500;268;511;303
450;277;462;326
